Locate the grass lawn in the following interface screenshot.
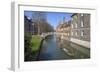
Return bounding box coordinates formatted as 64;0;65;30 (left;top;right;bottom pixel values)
31;35;42;52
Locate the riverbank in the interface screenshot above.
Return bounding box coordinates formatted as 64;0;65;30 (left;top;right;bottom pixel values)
31;35;42;52
25;35;43;61
25;34;90;61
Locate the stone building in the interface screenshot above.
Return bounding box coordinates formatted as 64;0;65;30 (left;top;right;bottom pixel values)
24;16;34;34
56;20;71;41
71;13;90;48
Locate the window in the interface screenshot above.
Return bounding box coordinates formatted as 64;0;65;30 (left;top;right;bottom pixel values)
32;23;34;26
81;30;84;36
75;23;77;28
81;21;84;27
81;14;84;27
75;31;78;36
81;14;83;16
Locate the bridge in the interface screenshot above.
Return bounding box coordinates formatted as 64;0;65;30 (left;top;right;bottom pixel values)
41;32;55;39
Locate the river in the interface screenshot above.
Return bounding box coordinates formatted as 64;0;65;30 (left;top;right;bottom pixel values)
37;34;90;61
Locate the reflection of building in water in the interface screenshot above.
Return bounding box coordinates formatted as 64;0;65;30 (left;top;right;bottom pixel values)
71;13;90;48
56;18;71;41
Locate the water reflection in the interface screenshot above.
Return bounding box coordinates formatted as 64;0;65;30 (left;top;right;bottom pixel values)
38;34;90;60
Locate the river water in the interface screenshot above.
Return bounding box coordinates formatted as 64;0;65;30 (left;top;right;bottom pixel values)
38;34;90;61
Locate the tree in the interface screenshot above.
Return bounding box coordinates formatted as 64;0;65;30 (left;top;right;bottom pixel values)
32;12;54;34
32;12;47;34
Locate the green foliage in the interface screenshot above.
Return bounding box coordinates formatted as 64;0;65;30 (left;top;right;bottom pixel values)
73;15;78;23
24;32;32;57
31;35;42;52
24;33;42;56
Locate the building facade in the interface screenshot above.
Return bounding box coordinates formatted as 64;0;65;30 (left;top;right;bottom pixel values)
24;16;34;34
56;20;71;41
24;15;54;35
71;13;90;48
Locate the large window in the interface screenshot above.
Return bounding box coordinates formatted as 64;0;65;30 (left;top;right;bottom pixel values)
81;30;84;36
81;20;84;27
75;31;78;36
81;14;84;27
81;14;84;16
75;23;77;28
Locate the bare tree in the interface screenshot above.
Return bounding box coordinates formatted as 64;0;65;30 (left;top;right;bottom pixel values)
32;12;54;34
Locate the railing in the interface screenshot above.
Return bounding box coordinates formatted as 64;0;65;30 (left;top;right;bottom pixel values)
41;32;54;39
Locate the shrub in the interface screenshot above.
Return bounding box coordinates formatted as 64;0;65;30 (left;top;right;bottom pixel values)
24;32;32;57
